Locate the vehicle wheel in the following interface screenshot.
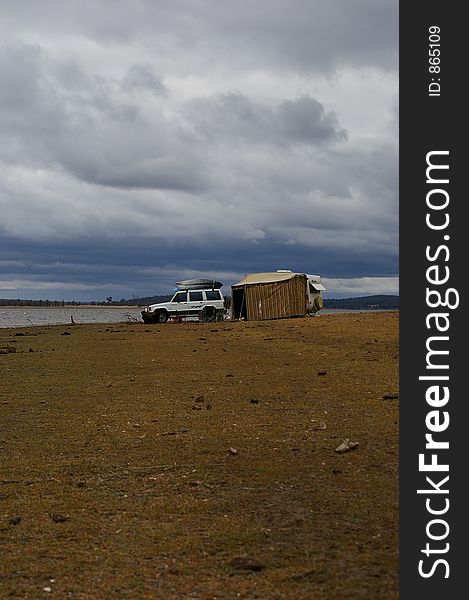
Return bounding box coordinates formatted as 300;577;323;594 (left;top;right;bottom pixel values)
199;306;217;323
156;311;169;323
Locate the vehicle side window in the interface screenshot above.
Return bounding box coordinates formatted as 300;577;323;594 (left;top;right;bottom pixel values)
205;291;221;301
189;291;203;301
173;292;187;303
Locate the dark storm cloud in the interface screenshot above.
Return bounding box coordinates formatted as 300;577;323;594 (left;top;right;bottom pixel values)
0;42;345;194
1;0;397;73
0;1;398;300
277;97;347;143
1;233;397;301
183;94;346;146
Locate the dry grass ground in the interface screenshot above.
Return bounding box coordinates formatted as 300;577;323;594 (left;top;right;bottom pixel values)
0;312;399;599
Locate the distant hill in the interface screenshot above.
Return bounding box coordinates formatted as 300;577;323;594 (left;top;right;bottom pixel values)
324;295;399;310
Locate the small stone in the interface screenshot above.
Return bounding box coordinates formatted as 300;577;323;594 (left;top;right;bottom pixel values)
317;371;327;376
312;421;327;431
9;516;21;526
228;447;238;455
250;399;259;404
229;556;265;572
382;393;399;400
195;395;205;403
226;374;234;377
335;438;359;453
49;513;69;523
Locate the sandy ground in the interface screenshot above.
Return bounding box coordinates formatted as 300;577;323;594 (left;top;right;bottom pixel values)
0;312;399;599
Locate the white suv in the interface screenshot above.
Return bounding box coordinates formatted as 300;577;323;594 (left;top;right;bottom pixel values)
141;288;225;324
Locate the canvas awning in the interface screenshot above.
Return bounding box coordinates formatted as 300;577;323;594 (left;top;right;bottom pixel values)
309;283;326;291
232;272;302;287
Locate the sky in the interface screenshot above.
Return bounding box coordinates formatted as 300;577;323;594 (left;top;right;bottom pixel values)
0;0;398;301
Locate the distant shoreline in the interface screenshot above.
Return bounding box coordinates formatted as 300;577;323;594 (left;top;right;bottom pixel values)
0;305;140;309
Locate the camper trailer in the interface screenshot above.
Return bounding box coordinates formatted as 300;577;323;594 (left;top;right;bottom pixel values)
231;270;325;321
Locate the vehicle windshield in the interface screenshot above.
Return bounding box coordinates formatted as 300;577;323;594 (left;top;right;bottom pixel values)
171;291;187;302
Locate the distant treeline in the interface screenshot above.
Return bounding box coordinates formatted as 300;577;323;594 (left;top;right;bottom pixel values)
125;295;172;306
0;295;172;307
324;295;399;310
1;299;77;307
2;294;399;309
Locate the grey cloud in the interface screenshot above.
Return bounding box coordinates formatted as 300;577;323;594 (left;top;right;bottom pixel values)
0;43;63;141
0;42;206;191
0;43;41;112
84;157;206;191
0;2;398;301
184;94;273;143
183;93;346;146
1;41;346;195
277;97;347;143
1;231;398;302
1;1;397;73
121;64;168;97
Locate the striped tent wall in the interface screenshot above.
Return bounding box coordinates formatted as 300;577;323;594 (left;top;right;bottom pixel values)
243;276;308;321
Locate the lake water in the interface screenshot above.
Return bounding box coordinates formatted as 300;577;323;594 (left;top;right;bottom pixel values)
0;307;389;328
0;307;144;328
